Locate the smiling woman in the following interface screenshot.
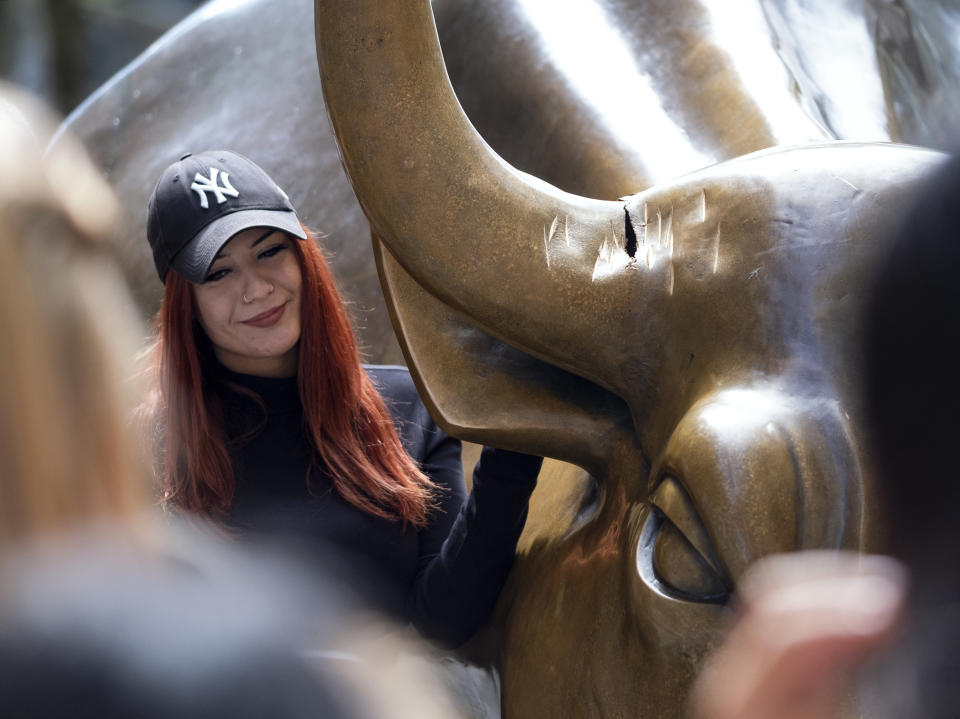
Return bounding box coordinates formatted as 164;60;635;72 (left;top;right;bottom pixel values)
193;228;304;377
139;149;542;648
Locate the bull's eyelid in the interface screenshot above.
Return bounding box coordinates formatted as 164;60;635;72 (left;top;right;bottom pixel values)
649;477;724;577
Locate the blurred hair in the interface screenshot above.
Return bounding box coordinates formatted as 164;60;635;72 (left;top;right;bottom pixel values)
142;228;437;526
0;82;148;550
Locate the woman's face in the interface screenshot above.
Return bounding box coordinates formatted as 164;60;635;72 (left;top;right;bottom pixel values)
191;227;302;377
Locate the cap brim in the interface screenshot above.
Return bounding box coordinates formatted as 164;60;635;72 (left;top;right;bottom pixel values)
169;208;308;283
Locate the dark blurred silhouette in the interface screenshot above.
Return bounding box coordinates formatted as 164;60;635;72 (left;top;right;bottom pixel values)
865;153;960;573
858;150;960;719
0;540;365;719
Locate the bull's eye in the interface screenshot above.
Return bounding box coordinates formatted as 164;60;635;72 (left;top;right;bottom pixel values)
636;476;731;603
648;509;729;599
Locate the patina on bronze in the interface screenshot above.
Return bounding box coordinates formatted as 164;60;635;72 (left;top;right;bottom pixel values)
316;1;943;716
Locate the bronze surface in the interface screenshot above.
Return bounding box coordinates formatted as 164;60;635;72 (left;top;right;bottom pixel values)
316;1;944;716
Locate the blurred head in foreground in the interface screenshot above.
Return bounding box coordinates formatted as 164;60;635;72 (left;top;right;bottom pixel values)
0;81;148;551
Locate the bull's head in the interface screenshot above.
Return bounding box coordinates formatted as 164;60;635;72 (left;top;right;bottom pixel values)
315;1;943;715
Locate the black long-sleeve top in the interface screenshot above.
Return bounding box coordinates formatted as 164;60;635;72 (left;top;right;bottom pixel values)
213;363;540;647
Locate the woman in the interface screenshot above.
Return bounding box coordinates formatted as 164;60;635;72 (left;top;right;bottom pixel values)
142;150;541;647
0;98;468;718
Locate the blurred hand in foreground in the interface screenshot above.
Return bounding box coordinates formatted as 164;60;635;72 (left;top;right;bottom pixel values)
689;551;907;719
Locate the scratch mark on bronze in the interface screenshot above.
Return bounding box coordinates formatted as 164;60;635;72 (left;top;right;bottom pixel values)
833;175;860;193
747;266;761;280
667;261;675;296
591;253;602;283
753;236;853;259
564;215;571;246
544;214;567;269
712;223;721;274
611;220;624;252
592;234;617;282
664;208;674;258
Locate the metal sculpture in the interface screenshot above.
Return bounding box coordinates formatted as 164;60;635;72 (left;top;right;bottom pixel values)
314;1;944;717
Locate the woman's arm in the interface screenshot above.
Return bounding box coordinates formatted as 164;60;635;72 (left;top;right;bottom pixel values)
367;364;541;647
408;441;541;648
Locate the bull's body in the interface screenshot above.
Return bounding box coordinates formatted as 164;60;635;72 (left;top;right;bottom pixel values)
62;1;953;717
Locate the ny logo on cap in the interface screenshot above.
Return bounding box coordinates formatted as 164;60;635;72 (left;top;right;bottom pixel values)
190;167;239;209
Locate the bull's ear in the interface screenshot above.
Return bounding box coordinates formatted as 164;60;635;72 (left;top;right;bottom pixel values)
374;236;635;477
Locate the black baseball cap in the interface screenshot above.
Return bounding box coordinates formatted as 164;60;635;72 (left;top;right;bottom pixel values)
146;150;307;283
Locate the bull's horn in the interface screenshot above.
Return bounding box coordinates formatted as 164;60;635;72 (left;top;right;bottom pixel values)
315;0;650;394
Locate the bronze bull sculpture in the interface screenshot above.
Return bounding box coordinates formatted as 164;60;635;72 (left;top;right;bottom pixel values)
314;2;943;716
60;0;952;716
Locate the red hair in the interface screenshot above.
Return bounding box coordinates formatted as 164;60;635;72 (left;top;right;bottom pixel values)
146;229;437;527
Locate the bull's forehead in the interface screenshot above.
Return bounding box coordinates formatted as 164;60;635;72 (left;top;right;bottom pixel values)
609;144;944;444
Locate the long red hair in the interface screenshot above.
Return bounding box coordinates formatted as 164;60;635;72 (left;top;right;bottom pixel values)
145;229;437;527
